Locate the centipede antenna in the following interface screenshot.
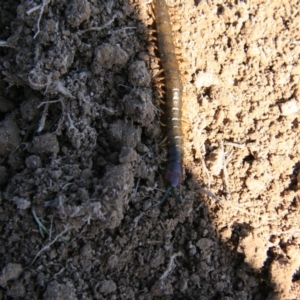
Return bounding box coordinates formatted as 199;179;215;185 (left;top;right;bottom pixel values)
160;186;172;205
172;188;183;202
151;186;172;209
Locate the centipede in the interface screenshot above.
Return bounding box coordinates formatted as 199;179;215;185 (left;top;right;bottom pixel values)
152;0;184;203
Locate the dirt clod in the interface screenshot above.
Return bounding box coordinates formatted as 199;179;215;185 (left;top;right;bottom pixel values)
94;43;129;70
43;281;76;300
27;133;59;154
0;115;20;156
119;146;138;163
97;280;117;295
0;263;22;287
65;0;91;27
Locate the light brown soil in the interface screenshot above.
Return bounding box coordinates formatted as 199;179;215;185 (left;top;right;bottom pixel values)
1;0;300;299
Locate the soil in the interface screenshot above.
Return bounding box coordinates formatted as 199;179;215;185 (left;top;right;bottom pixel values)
0;0;300;299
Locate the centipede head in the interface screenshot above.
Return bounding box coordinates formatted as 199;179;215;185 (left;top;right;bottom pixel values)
164;162;183;188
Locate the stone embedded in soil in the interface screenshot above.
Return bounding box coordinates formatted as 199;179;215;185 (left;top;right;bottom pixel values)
0;263;22;287
27;133;59;154
0;115;20;156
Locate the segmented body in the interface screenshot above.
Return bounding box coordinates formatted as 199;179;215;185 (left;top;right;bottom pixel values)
153;0;183;190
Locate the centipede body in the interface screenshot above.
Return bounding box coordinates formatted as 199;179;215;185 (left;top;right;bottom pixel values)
153;0;184;190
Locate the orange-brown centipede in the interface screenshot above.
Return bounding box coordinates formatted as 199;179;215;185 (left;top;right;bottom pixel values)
153;0;183;202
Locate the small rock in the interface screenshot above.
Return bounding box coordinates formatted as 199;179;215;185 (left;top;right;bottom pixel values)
279;99;299;116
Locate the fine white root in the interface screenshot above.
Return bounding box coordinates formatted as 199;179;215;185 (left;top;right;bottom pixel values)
77;14;117;35
160;252;183;280
0;40;16;49
37;102;49;132
26;5;41;15
26;226;75;268
28;0;51;39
